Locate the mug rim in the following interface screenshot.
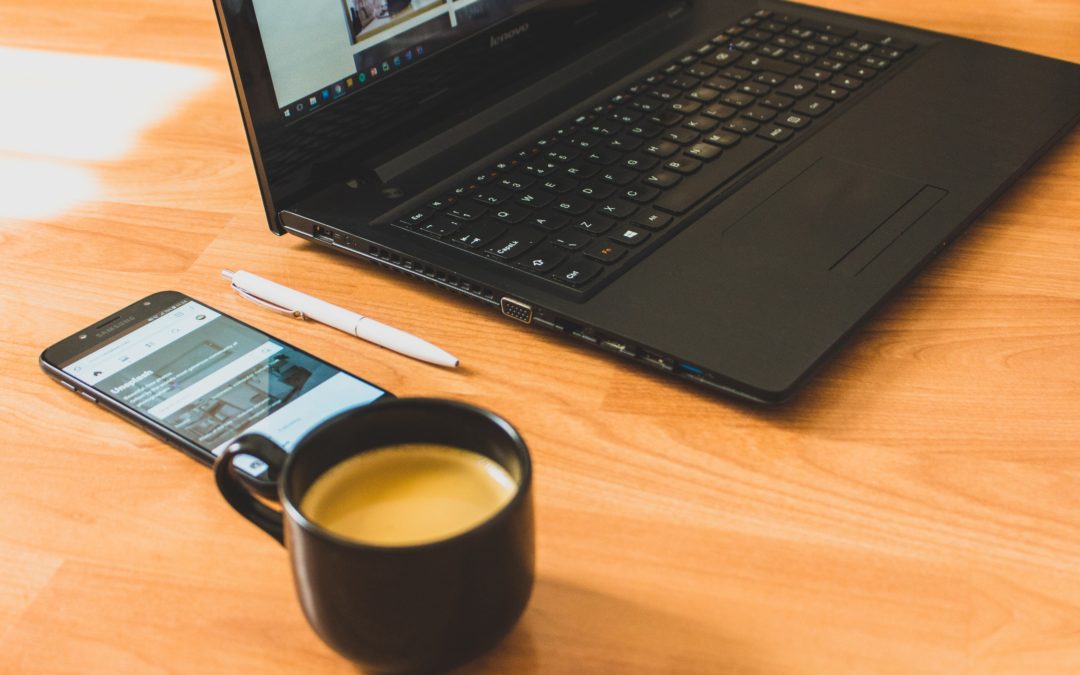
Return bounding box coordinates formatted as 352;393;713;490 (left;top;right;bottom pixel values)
275;397;533;553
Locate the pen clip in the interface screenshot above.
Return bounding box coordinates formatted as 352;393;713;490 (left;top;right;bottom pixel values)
230;283;306;320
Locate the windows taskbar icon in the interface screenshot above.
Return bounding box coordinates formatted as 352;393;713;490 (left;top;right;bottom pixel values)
282;44;426;120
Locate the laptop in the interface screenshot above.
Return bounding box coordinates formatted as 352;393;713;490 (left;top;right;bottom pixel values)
213;0;1080;403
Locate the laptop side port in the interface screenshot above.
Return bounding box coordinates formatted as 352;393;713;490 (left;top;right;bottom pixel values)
311;224;335;244
599;338;637;358
500;297;533;324
642;352;674;371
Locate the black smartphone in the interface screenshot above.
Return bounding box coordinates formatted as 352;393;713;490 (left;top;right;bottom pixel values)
40;290;393;475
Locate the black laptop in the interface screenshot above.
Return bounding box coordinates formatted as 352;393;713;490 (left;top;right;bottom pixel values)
213;0;1080;403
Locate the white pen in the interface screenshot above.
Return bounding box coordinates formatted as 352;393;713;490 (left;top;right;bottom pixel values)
222;269;459;368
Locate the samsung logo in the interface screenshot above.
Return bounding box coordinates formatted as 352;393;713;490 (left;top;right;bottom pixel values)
95;315;137;337
490;22;529;48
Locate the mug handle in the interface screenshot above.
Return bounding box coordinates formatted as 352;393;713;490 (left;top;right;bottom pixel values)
213;434;289;545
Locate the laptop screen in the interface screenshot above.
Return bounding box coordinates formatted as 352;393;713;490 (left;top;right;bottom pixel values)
253;0;550;123
218;0;673;226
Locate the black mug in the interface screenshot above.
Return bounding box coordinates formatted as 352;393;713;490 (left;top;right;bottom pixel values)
214;398;534;674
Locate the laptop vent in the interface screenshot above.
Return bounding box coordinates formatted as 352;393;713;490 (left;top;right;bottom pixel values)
359;244;499;305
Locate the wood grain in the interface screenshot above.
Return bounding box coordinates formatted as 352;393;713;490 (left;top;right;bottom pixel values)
1;1;1079;672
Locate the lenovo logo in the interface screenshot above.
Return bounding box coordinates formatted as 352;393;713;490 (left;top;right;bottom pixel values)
490;22;529;48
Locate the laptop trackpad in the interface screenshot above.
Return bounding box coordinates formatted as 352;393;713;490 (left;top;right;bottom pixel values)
724;157;946;275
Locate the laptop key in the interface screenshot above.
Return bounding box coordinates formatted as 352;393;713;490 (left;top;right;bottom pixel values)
704;130;741;147
578;183;617;200
686;143;722;160
721;91;755;108
802;67;833;82
516;246;567;273
621;186;661;203
776;79;815;97
421;218;460;238
655;137;775;214
670;99;703;115
758;124;794;142
794;96;833;116
551;259;602;287
633;211;673;230
663;128;700;144
831;75;863;90
540;177;576;193
644;171;682;188
702;103;738;120
451;220;505;249
742;106;776;122
817;85;849;100
584;241;627;263
761;94;794;110
447;205;486;221
600;167;637;185
498;176;533;191
527;213;569;231
644;141;681;158
552;196;592;215
610;226;650;246
608;136;643;152
724;118;759;135
623;155;659;172
517;191;555;209
576;214;615;234
552;230;590;251
664;157;703;174
492;205;530;224
776;112;810;128
473;188;512;205
486;228;542;260
845;64;877;80
596;199;638;219
402;207;434;226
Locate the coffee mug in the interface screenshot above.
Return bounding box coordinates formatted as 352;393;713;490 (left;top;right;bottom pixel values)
214;398;534;674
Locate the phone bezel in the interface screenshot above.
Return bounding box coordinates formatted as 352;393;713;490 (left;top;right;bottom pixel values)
39;290;393;468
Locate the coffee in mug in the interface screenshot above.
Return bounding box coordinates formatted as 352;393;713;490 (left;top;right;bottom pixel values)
214;398;534;674
299;443;517;546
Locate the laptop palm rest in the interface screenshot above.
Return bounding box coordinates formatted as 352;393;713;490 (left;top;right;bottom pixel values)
723;157;947;275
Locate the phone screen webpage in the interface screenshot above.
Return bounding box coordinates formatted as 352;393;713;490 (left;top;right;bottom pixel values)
62;300;387;474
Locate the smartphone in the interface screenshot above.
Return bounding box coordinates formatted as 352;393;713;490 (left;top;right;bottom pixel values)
40;290;393;476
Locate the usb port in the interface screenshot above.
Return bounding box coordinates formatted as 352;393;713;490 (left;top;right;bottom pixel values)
312;225;334;244
600;339;636;357
642;352;673;371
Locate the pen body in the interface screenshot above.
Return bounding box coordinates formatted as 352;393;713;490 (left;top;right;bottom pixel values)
230;270;459;367
232;270;362;332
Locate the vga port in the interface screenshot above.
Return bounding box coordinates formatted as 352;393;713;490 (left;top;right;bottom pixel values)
500;297;533;324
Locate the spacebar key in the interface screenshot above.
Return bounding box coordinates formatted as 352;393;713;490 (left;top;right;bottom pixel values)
655;138;775;214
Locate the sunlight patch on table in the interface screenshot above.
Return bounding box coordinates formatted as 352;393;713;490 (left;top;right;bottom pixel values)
0;157;101;221
0;47;214;162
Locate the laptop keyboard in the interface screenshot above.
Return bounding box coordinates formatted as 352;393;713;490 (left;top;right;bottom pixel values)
394;9;915;292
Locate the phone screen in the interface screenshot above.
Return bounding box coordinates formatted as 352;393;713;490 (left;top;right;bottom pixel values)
52;296;388;474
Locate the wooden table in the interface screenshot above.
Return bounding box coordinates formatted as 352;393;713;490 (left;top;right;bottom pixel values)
2;1;1079;672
